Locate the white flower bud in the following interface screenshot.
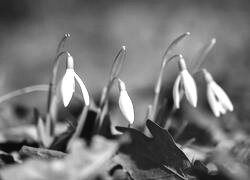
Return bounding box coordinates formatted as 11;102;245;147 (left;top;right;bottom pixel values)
61;54;89;107
204;69;233;117
173;74;182;109
181;70;197;107
61;68;75;107
173;57;197;108
118;79;134;125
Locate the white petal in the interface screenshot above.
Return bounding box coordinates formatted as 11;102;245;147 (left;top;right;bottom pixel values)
119;90;134;124
173;75;182;109
61;69;75;107
210;82;233;112
74;72;90;106
207;85;220;117
217;102;227;115
181;70;198;107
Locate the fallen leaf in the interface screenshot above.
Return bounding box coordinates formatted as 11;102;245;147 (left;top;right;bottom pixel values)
115;120;192;180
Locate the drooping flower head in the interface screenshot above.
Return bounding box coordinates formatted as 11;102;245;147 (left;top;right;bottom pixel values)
61;53;90;107
61;54;75;107
173;56;197;108
203;69;233;117
118;79;134;125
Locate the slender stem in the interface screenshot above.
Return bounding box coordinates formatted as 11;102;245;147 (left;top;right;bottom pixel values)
100;79;114;109
56;33;70;55
151;33;190;122
46;51;69;112
97;47;126;131
97;100;108;131
46;51;69;138
100;46;126;108
97;77;118;131
151;54;181;121
66;105;89;151
46;33;70;113
66;72;90;150
162;106;176;129
192;38;216;74
0;84;49;104
162;32;190;62
174;119;189;140
109;46;126;82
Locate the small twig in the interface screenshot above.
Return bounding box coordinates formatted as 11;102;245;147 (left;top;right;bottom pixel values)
0;84;49;104
19;146;66;160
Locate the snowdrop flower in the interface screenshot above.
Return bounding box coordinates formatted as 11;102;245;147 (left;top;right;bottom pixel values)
118;79;134;125
61;54;90;107
173;56;197;108
203;69;233;117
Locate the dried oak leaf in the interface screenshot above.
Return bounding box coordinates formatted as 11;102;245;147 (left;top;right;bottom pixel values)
114;120;192;180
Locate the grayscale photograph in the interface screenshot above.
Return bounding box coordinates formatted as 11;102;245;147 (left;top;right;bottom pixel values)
0;0;249;179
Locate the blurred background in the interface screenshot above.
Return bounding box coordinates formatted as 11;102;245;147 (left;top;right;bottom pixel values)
0;0;250;130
